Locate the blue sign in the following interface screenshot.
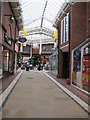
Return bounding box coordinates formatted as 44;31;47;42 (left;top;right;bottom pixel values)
19;37;27;43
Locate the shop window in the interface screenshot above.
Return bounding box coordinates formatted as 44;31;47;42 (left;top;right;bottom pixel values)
72;41;90;91
73;48;81;72
23;46;30;52
72;47;82;88
42;44;54;52
61;20;64;44
49;51;58;75
82;44;90;91
3;50;9;72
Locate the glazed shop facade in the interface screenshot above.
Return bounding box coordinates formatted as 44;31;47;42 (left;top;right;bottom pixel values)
54;2;90;92
0;28;18;79
0;2;22;79
70;2;90;92
71;39;90;92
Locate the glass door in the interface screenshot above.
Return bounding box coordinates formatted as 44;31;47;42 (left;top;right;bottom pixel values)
72;47;82;88
3;50;9;72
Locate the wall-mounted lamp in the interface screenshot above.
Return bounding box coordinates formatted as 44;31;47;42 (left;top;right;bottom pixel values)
4;14;14;23
89;17;90;23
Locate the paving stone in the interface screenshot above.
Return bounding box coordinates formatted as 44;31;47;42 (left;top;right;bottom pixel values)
2;70;88;118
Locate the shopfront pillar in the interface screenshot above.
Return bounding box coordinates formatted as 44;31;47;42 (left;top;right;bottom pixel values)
0;44;3;79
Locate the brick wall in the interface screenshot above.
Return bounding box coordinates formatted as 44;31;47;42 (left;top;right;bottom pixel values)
32;48;39;55
70;2;87;50
69;2;90;80
1;2;19;73
57;21;64;78
57;2;90;79
86;2;90;37
1;2;19;51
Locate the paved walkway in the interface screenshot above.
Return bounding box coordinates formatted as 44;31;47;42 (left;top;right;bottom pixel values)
46;72;89;104
0;72;19;94
2;70;88;118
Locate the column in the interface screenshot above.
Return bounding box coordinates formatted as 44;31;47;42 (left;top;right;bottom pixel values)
14;53;17;73
0;44;3;79
30;45;32;58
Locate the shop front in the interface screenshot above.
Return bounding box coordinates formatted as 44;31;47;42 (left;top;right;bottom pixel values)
71;40;90;92
14;44;18;73
49;51;58;75
0;44;3;79
3;47;13;76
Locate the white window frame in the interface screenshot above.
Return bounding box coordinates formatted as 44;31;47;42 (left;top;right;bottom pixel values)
67;13;69;41
61;13;70;44
64;17;66;43
61;20;64;44
71;41;90;95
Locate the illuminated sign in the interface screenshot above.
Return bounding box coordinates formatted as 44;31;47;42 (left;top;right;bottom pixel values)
15;44;18;52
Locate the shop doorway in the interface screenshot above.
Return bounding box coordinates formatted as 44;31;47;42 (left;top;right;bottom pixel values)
62;52;69;79
3;48;13;77
3;49;10;77
33;55;39;65
3;50;9;72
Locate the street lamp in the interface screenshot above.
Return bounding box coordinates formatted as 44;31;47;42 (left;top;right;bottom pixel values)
4;14;14;23
88;17;90;23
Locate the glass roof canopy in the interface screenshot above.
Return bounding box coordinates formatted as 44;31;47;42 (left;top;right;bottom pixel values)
19;0;64;44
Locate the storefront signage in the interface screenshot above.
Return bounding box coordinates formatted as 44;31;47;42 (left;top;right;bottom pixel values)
19;37;27;43
4;33;12;46
32;56;35;58
15;44;18;52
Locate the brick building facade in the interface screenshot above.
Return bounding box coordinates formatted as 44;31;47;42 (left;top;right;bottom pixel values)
54;2;90;92
0;1;23;79
32;43;55;65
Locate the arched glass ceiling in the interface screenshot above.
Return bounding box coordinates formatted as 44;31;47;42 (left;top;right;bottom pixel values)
19;0;64;44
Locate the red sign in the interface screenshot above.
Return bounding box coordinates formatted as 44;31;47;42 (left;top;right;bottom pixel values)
15;44;18;52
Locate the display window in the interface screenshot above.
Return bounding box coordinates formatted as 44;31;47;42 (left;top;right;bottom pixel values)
0;44;3;78
71;41;90;92
42;44;54;52
72;47;82;88
73;48;81;72
3;50;9;72
49;51;58;75
82;44;90;91
3;49;13;73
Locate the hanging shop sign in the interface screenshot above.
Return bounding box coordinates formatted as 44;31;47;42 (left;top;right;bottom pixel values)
54;29;58;41
19;37;27;43
15;44;18;52
4;33;12;46
19;28;27;43
23;28;27;38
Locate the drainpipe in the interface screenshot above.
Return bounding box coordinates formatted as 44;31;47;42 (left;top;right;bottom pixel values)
12;21;16;74
57;21;60;78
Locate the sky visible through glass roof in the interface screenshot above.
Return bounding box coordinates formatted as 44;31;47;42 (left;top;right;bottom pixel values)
19;0;64;44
